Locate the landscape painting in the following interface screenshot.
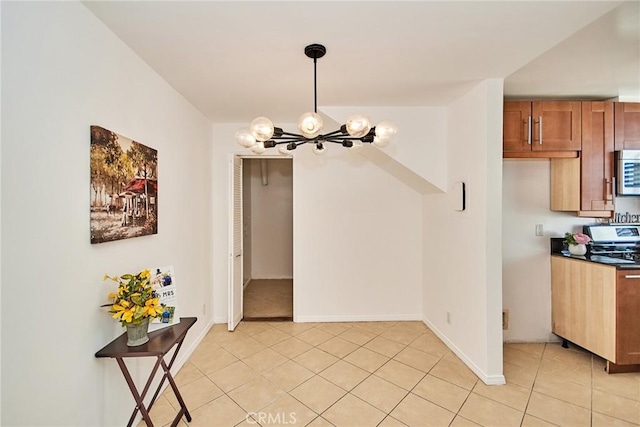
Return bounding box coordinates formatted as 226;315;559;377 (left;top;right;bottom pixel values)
90;125;158;244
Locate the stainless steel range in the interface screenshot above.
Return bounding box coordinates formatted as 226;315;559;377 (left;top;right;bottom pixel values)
583;224;640;264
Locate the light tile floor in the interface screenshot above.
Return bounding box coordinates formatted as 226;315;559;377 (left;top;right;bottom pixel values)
140;321;640;427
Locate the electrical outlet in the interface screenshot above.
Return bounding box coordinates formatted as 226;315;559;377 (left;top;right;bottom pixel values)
446;312;452;324
502;309;509;330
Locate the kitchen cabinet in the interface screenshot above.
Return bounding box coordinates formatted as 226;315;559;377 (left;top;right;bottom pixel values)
503;101;582;158
614;102;640;150
550;102;614;217
616;270;640;366
551;256;640;373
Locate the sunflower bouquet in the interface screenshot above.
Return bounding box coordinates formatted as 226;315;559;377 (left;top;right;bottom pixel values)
102;269;162;326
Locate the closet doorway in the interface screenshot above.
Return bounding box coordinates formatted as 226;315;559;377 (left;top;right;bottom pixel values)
233;157;293;325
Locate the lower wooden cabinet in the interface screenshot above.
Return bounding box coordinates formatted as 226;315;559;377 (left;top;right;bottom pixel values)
551;256;640;372
551;257;617;362
615;270;640;365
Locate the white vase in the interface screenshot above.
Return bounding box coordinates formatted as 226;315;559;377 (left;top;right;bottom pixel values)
568;244;587;256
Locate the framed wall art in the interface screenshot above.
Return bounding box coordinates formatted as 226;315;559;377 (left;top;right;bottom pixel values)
90;125;158;244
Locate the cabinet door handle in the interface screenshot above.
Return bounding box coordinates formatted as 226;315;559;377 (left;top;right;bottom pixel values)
527;116;532;145
538;116;543;145
624;275;640;279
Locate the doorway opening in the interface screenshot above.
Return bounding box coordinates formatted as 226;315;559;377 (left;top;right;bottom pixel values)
230;157;293;327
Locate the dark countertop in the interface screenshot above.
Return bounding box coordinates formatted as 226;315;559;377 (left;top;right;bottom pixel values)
551;252;640;269
550;237;640;269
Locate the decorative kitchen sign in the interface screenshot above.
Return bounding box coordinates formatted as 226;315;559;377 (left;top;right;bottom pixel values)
90;126;158;244
613;212;640;224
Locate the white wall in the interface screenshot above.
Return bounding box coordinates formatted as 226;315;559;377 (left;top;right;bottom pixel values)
292;147;423;322
249;158;293;279
1;3;213;426
212;123;425;323
321;106;448;192
502;160;640;342
423;79;505;384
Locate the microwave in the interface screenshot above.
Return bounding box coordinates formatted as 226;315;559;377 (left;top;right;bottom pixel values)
617;150;640;195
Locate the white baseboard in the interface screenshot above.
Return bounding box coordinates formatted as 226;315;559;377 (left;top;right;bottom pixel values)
295;313;423;323
243;278;252;290
423;316;506;386
177;318;215;365
504;338;559;344
213;315;227;324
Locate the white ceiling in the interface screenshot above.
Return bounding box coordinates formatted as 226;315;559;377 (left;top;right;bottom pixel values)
84;1;639;123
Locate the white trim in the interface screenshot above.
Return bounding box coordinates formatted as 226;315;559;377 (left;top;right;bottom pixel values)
227;155;234;330
213;315;227;324
175;319;215;369
228;154;244;331
423;316;506;386
243;278;252;290
295;314;423;323
504;338;560;344
234;153;293;160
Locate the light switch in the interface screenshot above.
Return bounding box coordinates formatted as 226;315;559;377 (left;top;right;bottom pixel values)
453;181;465;211
535;224;544;236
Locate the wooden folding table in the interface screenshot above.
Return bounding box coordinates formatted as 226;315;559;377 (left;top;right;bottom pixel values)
95;317;197;427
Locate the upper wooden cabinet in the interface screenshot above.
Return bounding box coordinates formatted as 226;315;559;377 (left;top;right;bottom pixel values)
503;101;582;157
614;102;640;150
503;101;533;152
581;102;615;212
550;102;614;218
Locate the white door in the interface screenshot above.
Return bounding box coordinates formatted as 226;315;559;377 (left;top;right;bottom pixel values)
228;156;243;331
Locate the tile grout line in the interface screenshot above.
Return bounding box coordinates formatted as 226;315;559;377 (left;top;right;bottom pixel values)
517;342;546;427
159;325;640;427
314;326;419;427
187;323;432;427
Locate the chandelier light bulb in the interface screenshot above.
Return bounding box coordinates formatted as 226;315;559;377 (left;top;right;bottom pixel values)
297;112;324;138
312;142;328;155
235;129;257;148
249;117;275;142
373;136;390;147
250;141;267;154
373;120;398;147
278;145;292;155
345;114;371;138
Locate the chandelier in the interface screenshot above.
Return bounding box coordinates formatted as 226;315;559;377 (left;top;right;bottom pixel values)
235;44;398;155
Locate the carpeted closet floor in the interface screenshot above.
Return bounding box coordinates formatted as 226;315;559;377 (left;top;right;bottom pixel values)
243;279;293;320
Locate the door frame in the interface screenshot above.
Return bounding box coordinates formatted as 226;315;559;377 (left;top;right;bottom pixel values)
228;154;294;330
